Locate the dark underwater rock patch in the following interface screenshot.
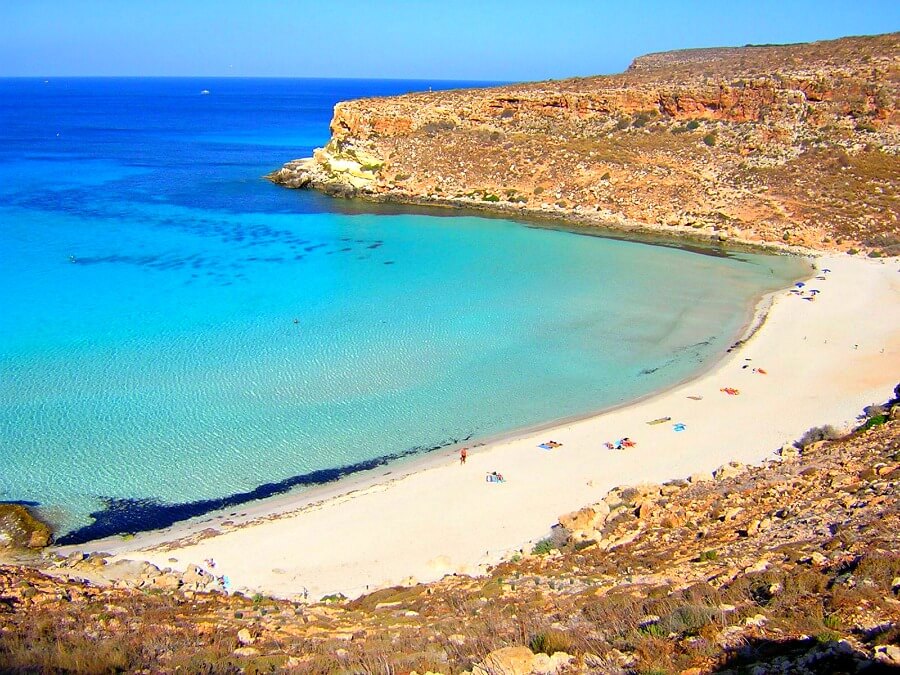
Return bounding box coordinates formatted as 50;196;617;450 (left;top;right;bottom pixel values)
56;434;473;546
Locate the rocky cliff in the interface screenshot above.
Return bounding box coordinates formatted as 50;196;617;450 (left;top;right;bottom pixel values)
268;33;899;254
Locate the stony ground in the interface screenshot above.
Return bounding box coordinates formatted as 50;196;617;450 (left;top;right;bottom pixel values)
3;397;899;673
269;33;899;255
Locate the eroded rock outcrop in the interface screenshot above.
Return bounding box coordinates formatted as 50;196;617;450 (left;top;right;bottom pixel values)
0;504;52;550
270;33;900;254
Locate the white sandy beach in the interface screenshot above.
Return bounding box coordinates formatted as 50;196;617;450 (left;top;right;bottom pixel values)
67;253;900;601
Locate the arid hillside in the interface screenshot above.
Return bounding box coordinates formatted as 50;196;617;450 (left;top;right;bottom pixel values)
269;33;899;254
3;400;899;673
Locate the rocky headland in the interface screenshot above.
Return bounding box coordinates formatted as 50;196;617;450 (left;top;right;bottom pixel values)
268;33;899;254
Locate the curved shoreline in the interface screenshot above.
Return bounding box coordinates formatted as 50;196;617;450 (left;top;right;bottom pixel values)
271;177;816;259
53;253;900;602
38;231;808;547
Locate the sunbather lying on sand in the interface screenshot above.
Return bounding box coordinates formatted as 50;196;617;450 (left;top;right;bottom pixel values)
604;437;636;450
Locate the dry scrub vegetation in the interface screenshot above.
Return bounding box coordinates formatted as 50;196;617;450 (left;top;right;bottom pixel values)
2;396;899;673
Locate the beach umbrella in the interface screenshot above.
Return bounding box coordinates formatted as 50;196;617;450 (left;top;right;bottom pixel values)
795;282;805;288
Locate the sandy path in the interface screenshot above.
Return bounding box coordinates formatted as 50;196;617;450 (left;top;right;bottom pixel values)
67;255;900;601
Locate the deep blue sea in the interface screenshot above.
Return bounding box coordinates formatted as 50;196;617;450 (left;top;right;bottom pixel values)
0;78;807;542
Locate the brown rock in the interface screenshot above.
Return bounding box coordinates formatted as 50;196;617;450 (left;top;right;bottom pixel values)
153;573;181;590
875;644;900;665
714;463;744;481
559;502;609;533
637;500;655;519
0;505;52;550
472;646;537;675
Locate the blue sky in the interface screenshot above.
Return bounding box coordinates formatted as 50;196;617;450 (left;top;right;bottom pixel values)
2;0;898;80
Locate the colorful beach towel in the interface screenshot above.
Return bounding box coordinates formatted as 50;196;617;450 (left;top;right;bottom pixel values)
720;387;740;396
673;422;686;432
538;440;563;449
646;416;671;425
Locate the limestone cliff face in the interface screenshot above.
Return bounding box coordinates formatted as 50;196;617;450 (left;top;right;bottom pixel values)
269;33;900;254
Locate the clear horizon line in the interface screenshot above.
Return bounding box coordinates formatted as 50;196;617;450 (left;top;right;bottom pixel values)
0;74;523;83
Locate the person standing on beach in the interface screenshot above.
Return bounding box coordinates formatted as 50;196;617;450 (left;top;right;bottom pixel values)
460;447;468;465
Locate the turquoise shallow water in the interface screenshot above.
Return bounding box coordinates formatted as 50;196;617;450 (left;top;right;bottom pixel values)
0;78;807;539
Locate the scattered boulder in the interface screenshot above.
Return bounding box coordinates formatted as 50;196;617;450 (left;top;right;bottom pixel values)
778;444;801;460
713;462;744;480
237;628;254;645
636;500;655;519
153;573;181;590
0;504;52;550
531;651;573;674
559;502;609;536
875;644;900;666
472;646;538;675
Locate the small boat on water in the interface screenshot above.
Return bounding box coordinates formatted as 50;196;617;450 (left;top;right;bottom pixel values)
200;89;210;95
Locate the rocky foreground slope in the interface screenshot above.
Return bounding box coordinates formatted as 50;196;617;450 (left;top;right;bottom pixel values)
3;399;899;673
268;33;899;254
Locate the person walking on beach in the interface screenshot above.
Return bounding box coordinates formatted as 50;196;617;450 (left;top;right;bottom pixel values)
460;447;468;465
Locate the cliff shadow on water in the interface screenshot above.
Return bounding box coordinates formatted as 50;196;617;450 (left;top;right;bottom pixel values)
51;433;472;546
287;190;807;262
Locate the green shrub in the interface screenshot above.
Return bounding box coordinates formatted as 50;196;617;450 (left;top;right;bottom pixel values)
703;132;717;146
686;120;701;130
633;112;652;128
661;605;719;636
482;194;500;202
699;550;718;562
862;414;888;430
532;538;556;555
422;120;456;134
860;404;889;431
823;614;842;629
816;630;843;644
638;623;667;638
528;630;571;655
